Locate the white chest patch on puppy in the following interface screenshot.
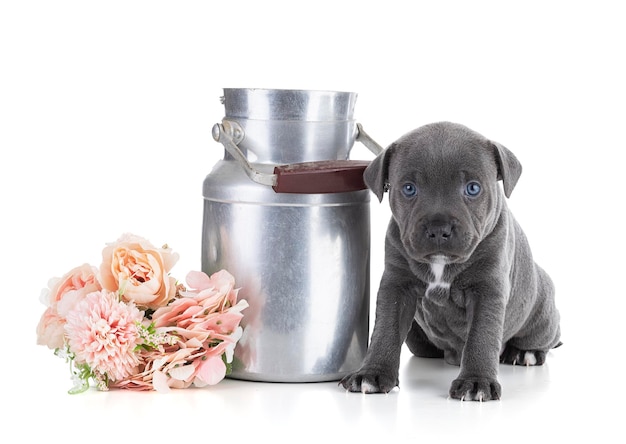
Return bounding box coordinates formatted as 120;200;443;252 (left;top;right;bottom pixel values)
425;257;451;305
427;258;450;293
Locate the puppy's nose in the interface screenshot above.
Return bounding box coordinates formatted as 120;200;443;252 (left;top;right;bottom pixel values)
424;217;454;243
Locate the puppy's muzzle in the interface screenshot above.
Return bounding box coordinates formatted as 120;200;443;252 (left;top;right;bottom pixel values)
408;213;464;260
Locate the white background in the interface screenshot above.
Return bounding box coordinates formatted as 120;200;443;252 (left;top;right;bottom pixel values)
1;1;624;442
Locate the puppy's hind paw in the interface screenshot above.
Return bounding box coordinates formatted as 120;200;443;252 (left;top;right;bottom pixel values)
500;344;547;366
339;369;398;394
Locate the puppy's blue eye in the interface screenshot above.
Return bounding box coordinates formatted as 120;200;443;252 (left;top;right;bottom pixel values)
401;182;417;198
465;181;481;197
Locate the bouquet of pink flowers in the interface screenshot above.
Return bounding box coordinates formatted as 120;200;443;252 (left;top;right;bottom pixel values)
36;233;248;393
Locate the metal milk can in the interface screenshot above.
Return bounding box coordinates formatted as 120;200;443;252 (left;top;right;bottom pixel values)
202;88;382;382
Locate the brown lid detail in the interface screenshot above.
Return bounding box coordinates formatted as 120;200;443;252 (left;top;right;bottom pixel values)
272;160;370;194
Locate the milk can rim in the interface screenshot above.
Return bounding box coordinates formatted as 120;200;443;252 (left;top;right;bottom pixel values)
221;88;358;122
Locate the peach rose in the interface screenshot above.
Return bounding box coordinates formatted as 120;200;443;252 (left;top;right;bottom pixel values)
98;233;179;310
36;263;101;350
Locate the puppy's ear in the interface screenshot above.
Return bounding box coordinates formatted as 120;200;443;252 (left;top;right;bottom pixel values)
491;141;522;198
364;144;395;202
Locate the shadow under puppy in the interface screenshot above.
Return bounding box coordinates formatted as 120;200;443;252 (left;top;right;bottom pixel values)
340;122;561;401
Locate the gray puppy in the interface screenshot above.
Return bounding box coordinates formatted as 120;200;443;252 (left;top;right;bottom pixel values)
340;122;561;401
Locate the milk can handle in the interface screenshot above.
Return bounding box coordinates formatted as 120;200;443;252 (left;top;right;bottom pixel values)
212;120;384;194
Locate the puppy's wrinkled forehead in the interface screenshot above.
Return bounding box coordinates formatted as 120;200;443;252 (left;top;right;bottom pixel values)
389;122;498;180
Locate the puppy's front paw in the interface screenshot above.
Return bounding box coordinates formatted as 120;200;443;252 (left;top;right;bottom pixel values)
449;377;501;401
339;368;398;394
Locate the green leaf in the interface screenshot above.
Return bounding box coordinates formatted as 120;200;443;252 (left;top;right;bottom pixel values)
68;381;90;395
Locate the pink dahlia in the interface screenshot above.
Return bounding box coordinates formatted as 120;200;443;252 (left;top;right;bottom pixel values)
65;290;144;382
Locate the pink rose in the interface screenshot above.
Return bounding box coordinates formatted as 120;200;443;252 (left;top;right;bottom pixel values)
36;308;66;351
98;233;179;310
36;263;101;349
